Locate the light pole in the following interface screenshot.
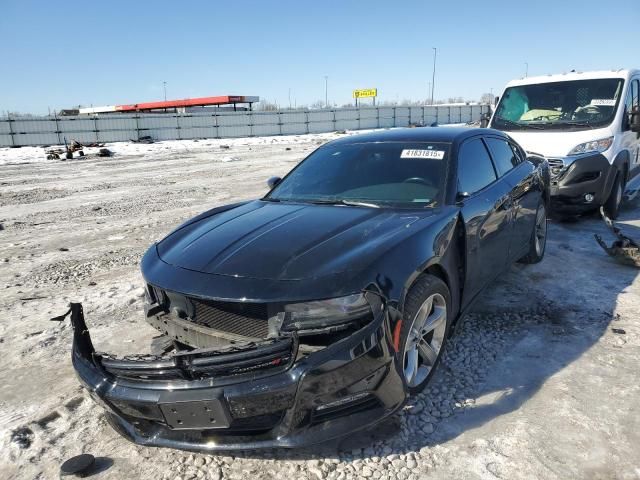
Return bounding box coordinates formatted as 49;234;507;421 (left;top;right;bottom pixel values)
427;82;431;105
163;81;167;101
524;62;528;78
431;48;437;105
288;88;292;109
324;76;328;108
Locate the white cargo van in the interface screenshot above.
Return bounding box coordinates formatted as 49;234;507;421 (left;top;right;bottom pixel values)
490;69;640;218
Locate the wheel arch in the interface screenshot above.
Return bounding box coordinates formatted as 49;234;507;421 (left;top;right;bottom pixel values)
398;215;465;332
612;150;631;185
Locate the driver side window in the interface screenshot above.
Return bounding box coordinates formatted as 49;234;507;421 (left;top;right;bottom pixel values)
457;139;497;195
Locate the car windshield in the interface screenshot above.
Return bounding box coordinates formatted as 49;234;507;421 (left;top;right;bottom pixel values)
492;78;624;131
266;141;449;208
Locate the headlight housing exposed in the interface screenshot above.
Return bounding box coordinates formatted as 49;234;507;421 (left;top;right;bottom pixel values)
568;137;613;156
271;294;373;335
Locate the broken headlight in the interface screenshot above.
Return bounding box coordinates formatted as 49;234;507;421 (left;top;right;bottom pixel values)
270;294;373;335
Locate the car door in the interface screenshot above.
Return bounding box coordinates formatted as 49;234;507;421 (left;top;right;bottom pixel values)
485;136;539;262
457;137;515;306
621;77;640;181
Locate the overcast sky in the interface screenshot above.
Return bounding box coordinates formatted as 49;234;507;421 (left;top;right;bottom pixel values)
1;0;638;114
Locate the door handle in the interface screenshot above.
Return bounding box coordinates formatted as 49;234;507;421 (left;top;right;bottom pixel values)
494;195;513;210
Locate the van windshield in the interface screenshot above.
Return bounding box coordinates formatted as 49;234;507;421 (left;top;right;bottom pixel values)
492;78;624;131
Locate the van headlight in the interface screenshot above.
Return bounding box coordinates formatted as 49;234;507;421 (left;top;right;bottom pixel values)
568;137;613;155
270;294;373;334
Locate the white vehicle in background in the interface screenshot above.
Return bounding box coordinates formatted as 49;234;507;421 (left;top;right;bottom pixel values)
490;69;640;218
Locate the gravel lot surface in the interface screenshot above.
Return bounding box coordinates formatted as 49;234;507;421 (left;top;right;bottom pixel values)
1;132;639;479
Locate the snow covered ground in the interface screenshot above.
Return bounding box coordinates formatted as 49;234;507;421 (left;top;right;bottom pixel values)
0;131;639;479
0;130;385;166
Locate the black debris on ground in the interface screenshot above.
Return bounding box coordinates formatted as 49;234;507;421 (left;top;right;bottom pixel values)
10;427;34;449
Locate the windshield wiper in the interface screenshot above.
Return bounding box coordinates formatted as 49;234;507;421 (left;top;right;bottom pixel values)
496;118;545;130
559;121;596;128
261;197;281;202
309;199;381;208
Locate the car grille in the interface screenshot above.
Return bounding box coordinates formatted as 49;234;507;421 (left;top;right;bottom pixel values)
100;337;294;381
191;298;269;339
547;157;565;177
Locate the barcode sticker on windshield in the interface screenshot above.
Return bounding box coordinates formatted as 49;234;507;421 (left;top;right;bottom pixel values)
591;99;616;106
400;149;445;159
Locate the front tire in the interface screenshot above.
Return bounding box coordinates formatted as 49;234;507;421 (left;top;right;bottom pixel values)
520;200;547;264
400;275;451;395
603;174;623;220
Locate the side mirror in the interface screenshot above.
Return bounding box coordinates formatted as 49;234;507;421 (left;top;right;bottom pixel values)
267;176;282;189
456;191;471;203
480;114;490;128
630;107;640;134
527;155;545;167
494;96;500;106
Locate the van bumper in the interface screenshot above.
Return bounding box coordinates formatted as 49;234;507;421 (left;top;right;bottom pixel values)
549;153;614;212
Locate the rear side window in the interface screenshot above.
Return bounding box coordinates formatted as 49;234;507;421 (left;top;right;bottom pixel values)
457;139;497;194
485;137;520;176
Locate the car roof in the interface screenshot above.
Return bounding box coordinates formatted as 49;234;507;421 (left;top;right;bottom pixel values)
326;127;501;146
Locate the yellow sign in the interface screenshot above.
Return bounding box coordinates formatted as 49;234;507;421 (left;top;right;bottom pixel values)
353;88;377;99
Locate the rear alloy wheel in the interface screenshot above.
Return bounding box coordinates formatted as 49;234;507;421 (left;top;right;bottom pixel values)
603;174;623;220
400;275;451;394
520;200;547;264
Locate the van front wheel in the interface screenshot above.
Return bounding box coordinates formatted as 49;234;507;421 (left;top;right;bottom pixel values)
603;174;623;220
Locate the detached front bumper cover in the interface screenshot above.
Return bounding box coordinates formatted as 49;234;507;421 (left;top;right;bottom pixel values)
57;302;405;451
595;208;640;268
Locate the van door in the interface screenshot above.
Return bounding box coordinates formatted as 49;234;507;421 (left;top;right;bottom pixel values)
621;77;640;182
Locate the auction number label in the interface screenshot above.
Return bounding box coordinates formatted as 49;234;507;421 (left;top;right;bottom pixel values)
591;99;616;106
400;149;445;159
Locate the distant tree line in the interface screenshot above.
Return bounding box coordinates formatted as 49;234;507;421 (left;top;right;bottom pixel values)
255;94;495;111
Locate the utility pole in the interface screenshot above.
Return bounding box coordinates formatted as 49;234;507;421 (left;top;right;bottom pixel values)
324;76;328;109
288;88;292;109
431;47;437;105
524;63;528;78
163;81;167;101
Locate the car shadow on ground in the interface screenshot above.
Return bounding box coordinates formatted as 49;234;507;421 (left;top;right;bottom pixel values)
219;203;640;462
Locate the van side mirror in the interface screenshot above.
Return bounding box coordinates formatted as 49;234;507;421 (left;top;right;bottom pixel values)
630;106;640;134
480;114;490;128
267;176;282;189
494;96;500;106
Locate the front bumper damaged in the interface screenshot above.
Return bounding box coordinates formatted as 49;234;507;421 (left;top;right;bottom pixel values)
548;153;613;212
64;303;405;451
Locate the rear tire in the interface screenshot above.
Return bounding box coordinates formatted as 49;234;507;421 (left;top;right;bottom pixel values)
520;200;547;264
399;275;452;395
603;174;623;220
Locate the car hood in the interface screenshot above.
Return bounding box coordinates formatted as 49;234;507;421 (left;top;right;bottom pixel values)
156;200;439;281
504;126;614;158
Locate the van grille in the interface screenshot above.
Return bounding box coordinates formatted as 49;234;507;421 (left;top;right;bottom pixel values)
547;157;565;177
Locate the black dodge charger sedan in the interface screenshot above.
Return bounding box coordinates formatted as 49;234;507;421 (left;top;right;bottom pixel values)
68;127;549;451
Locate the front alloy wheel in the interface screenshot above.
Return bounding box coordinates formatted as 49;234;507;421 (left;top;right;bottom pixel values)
400;274;451;394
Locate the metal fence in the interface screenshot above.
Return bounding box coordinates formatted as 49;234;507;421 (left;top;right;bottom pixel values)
0;105;490;147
